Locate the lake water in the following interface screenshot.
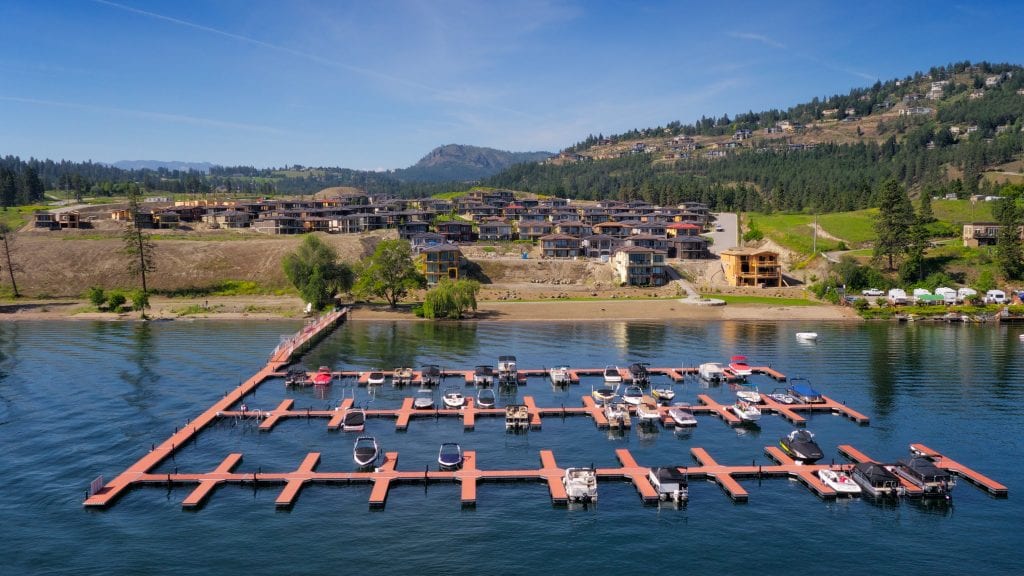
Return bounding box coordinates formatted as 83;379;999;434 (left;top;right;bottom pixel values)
1;318;1021;575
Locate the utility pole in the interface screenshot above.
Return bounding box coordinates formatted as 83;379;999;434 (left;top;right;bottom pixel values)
812;213;817;255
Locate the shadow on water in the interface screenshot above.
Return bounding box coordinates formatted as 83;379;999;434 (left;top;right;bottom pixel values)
866;324;897;419
118;321;159;411
303;321;481;369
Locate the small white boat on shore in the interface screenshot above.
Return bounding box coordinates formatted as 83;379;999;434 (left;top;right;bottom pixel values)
795;332;819;342
817;468;862;495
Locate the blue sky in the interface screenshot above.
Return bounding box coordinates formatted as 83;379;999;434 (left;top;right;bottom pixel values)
1;1;1021;170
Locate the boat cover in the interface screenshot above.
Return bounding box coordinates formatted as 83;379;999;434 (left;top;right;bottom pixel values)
788;383;821;398
898;457;951;482
854;462;899;484
652;467;688;483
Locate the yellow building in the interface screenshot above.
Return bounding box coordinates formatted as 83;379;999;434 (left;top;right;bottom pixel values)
419;244;464;285
720;248;782;287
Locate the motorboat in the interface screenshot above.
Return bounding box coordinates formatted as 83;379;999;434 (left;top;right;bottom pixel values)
795;332;819;342
505;404;529;430
735;385;761;404
721;367;741;382
603;365;623;384
727;355;753;377
787;378;824;403
851;462;903;498
442;387;465;409
648;467;688;503
817;468;862;495
341;408;366;432
413;388;435;410
421;364;442;386
284;366;308;386
438;442;463;470
603;401;631;428
562;467;598;503
767;388;797;404
591;384;618;404
311;366;333;386
668;403;697;427
651;385;676;403
622;385;644;406
391;367;414;386
894;456;955;498
779;429;824;463
366;370;386;386
476;388;496;409
353;436;379;468
473;365;495;387
497;355;518;385
730;400;761;422
549;365;571;386
636;401;661;424
698;362;725;382
628;362;650;386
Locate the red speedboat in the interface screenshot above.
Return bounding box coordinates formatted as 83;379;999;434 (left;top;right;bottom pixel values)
728;355;752;377
312;366;333;386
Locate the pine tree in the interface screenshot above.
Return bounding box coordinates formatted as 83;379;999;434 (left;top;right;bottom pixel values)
122;185;156;316
873;179;915;270
0;223;20;297
994;185;1024;280
918;189;935;223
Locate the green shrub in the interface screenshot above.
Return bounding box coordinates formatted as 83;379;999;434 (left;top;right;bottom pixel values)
87;286;107;308
130;289;149;311
106;291;127;311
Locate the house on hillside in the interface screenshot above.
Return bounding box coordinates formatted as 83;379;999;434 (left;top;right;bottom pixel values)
410;232;446;253
517;221;554;243
436;220;474;243
252;215;302;235
33;211;59;230
581;234;620;259
477;218;514;241
720;248;782;287
611;246;668;286
668;236;709;259
962;222;1024;247
539;234;581;259
666;222;703;237
419;244;464;285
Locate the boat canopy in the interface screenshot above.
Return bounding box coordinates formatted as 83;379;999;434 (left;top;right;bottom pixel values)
898;457;952;482
789;382;821;398
854;462;899;484
652;467;688;483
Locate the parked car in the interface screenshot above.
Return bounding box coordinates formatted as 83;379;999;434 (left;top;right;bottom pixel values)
861;288;884;296
714;225;724;232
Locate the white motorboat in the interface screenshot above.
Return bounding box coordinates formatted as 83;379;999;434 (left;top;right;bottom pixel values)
341;408;365;432
698;362;725;382
497;355;518;385
817;468;862;495
795;332;819;342
442;387;465;409
735;385;761;404
668;403;697;427
636;402;661;424
651;386;676;403
366;370;386;386
413;388;435;410
549;365;571;386
728;355;753;378
648;467;688;503
562;467;598;503
767;388;797;404
603;401;631;429
622;385;644;406
731;400;761;422
438;442;463;470
603;365;623;384
353;436;379;468
476;388;496;409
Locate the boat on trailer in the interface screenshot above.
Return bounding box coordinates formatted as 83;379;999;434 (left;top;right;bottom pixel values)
284;366;308;386
549;365;571;386
442;387;465;409
391;367;414;386
668;403;698;427
779;429;824;463
353;436;379;468
648;467;688;503
497;356;518;385
728;355;753;378
413;388;435;410
817;468;862;495
421;364;442;386
438;442;463;470
851;462;903;498
628;362;650;386
312;366;333;386
341;408;366;432
476;387;496;409
563;467;598;503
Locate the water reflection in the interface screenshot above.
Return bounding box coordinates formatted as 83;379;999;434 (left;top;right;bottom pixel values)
119;322;158;411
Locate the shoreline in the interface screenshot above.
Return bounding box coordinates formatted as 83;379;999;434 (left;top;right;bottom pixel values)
0;294;861;323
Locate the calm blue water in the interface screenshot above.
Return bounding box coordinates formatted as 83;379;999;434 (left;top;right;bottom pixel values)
1;318;1021;575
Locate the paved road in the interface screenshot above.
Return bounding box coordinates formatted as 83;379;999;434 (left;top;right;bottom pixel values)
707;212;739;254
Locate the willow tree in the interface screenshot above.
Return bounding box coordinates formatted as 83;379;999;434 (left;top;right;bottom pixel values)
122;186;155;316
421;279;480;319
282;234;354;310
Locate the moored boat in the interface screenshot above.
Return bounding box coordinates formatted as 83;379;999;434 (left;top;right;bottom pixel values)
312;366;333;386
648;467;688;503
603;365;623;384
391;367;414;386
473;365;495;387
353;436;379;468
549;365;571;386
779;429;824;463
603;401;631;429
421;364;442;387
622;385;644;406
628;362;650;386
817;468;862;495
735;385;761;404
651;385;676;403
851;462;903;498
795;332;819;342
438;442;463;470
636;401;660;424
767;388;796;404
442;387;465;409
341;408;366;432
284;366;308;386
728;355;753;378
698;362;725;382
476;387;496;409
497;355;518;385
787;378;824;403
592;384;618;404
413;388;435;410
731;399;761;422
668;403;697;427
894;455;955;498
366;370;386;386
562;467;598;503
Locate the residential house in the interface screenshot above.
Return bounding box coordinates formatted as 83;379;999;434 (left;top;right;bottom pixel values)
720;248;782;287
477;218;514;241
539;234;581;259
57;211;81;229
409;232;446;253
623;234;669;252
252;215;302;235
580;234;620;259
517;221;553;243
398;220;430;239
33;211;59;230
668;236;709;259
436;220;474;243
611;247;668;286
553;220;588;237
203;209;250;228
419;244;464;285
592;221;630;239
666;222;703;237
962;222;1024;247
154;211;180;229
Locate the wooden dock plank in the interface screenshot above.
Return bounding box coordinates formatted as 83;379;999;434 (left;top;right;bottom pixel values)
394;397;414;431
368;452;399;508
539;450;567;503
259;399;295;432
327;398;354;430
181;453;244;509
911;444;1008;496
274;452;321;508
459;451;478;506
797;469;837;499
822;396;870;425
523;396;542;429
764;446;795;465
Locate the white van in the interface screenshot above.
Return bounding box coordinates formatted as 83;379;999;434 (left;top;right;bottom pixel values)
984;290;1007;304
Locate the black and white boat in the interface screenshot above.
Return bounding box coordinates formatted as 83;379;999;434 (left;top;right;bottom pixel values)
413;388;435;410
622;385;644;406
592;384;618;404
284;366;308;386
353;436;379;468
341;408;366;432
497;356;518;385
779;429;824;463
442;387;465;409
668;403;697;427
473;365;495;387
894;455;955;498
421;364;442;387
476;387;496;409
366;370;386;386
628;362;650;386
603;365;623;384
851;462;903;498
648;467;688;503
438;442;463;470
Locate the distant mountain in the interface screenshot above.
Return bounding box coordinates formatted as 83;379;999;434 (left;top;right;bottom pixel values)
111;160;217;172
392;144;552;182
